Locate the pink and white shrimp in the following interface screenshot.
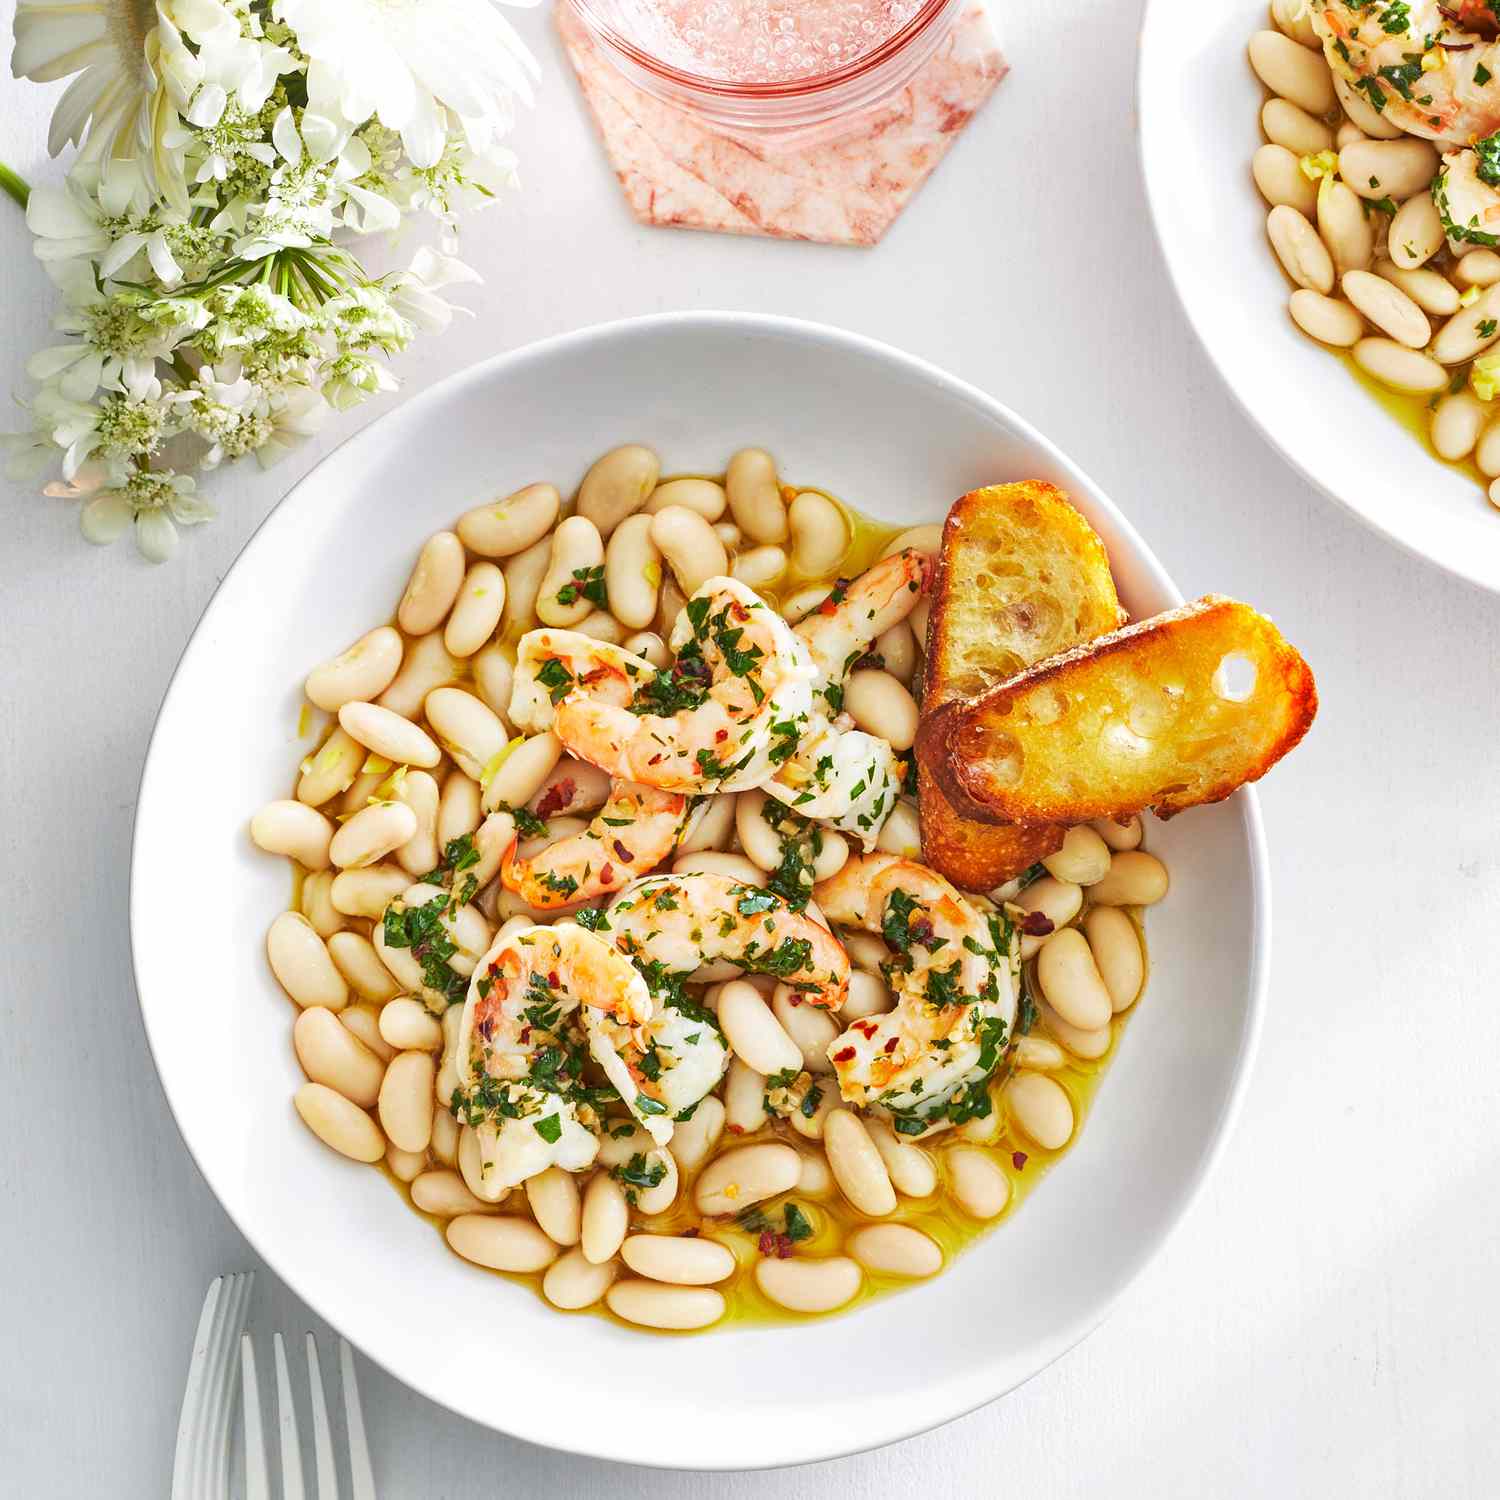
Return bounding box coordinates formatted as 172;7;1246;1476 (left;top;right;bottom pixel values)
815;853;1018;1128
553;577;816;793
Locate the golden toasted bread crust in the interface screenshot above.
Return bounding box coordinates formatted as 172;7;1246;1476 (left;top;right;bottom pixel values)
917;482;1124;889
922;595;1318;826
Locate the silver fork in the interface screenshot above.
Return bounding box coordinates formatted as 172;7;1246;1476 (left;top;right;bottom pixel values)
172;1272;256;1500
241;1330;377;1500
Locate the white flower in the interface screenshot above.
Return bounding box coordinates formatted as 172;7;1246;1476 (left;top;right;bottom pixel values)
79;466;212;562
276;0;538;168
256;384;328;467
390;246;481;334
154;0;295;128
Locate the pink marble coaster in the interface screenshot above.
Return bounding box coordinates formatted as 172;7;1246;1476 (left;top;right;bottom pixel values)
556;3;1008;247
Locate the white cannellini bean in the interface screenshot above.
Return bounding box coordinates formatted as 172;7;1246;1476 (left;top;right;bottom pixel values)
1036;927;1113;1030
878;523;943;560
622;1234;736;1285
1014;1035;1068;1070
1007;1072;1075;1150
694;1142;800;1215
725;447;788;544
755;1255;862;1314
338;702;441;769
1316;182;1373;276
1267;205;1334;294
623;630;670;669
1248;30;1334;113
644;476;727;520
843;671;918;751
1270;0;1319;47
1336;120;1367;149
947;1148;1012;1219
873;621;917;683
788;490;848;575
718;980;803;1076
386;1144;425;1183
377;631;461;720
430;1106;458;1167
1431;284;1500;363
526;1166;582;1246
457;1124;509;1204
669;1097;726;1175
483;733;563;814
299;871;344;938
1457;249;1500;289
1333;71;1402;138
823;1109;897;1216
294;1083;384;1162
1090;815;1142;851
1341;269;1429;349
676;794;735;855
293;1007;384;1108
393;770;440;876
471;645;515;727
536;515;606;628
842;969;895;1020
797;1149;835;1197
1374;260;1460;317
1288;289;1364;348
772;984;839;1074
330;862;408;918
1089;850;1170;906
654;574;687;639
673;850;765;885
1388;194;1444;270
329;800;419;870
1039;1000;1112;1060
779;583;834;623
443;562;506;659
607;1280;725;1329
651;506;728;596
1339;139;1438;204
1432;391;1490;461
305;626;403;713
398;531;466;635
847;1224;942;1278
456;482;561;558
1252;143;1316;216
543;1247;618;1310
723;1058;769;1137
1083;906;1145;1012
437;770;483;849
875;800;921;858
378;1051;434;1153
1352;338;1447;394
1041;825;1111;886
500;537;552;637
581;1172;629;1264
251;800;335;870
267;912;348;1011
424;687;507;783
603;513;662;631
1475;421;1500;479
864;1120;938;1198
1261;97;1331;156
327;931;401;1004
735;789;785;872
296;728;364;807
713;520;742;550
1014;876;1083;961
527;757;611;819
635;1150;680;1217
411;1169;494;1218
378;997;444;1050
730;544;787;589
447;1214;559;1273
578;444;660;538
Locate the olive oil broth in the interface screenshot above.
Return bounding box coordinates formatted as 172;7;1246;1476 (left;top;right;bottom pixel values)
280;466;1154;1332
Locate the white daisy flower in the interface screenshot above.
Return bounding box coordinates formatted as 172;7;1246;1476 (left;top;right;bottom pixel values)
276;0;539;168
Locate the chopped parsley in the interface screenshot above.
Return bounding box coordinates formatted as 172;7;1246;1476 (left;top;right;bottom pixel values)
533;1113;563;1144
554;565;607;610
536;657;575;705
614;1152;667;1190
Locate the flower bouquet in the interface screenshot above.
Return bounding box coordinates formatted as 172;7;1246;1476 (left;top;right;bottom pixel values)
5;0;537;561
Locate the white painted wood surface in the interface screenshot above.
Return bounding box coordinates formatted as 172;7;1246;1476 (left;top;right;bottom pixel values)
2;2;1497;1493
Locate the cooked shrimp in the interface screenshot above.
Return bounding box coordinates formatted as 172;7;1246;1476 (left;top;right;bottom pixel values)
763;717;903;848
605;871;851;1009
815;853;1018;1128
792;549;931;714
552;578;816;793
509;629;655;733
1436;145;1500;246
1313;0;1500;146
623;997;730;1120
500;781;691;908
453;924;667;1191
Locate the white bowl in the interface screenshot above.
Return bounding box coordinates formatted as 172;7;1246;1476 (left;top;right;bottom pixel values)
1138;0;1500;594
132;312;1268;1470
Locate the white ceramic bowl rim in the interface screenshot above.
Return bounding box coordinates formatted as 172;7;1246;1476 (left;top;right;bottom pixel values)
130;311;1270;1470
1136;0;1500;596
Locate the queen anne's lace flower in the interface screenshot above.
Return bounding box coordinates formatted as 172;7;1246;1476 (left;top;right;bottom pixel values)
7;0;535;562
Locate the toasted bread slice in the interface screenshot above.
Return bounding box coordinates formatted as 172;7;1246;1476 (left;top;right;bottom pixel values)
921;595;1317;825
917;482;1126;889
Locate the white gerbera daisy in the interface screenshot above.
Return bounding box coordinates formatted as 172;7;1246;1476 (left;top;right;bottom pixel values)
275;0;539;168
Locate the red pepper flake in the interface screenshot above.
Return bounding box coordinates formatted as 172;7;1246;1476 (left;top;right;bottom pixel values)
883;1036;900;1054
612;839;633;863
714;728;728;743
1019;912;1054;937
548;972;560;987
757;1231;794;1259
1012;1151;1028;1170
599;862;615;885
681;1226;699;1238
854;1020;879;1038
534;778;575;821
832;1046;856;1063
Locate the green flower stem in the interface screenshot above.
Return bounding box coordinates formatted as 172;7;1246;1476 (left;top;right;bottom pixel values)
0;161;30;211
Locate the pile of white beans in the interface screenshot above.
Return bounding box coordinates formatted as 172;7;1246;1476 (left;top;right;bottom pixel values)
1250;4;1500;509
251;443;1168;1332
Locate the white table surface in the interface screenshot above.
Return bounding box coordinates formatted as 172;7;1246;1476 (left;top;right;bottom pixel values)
3;2;1498;1495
